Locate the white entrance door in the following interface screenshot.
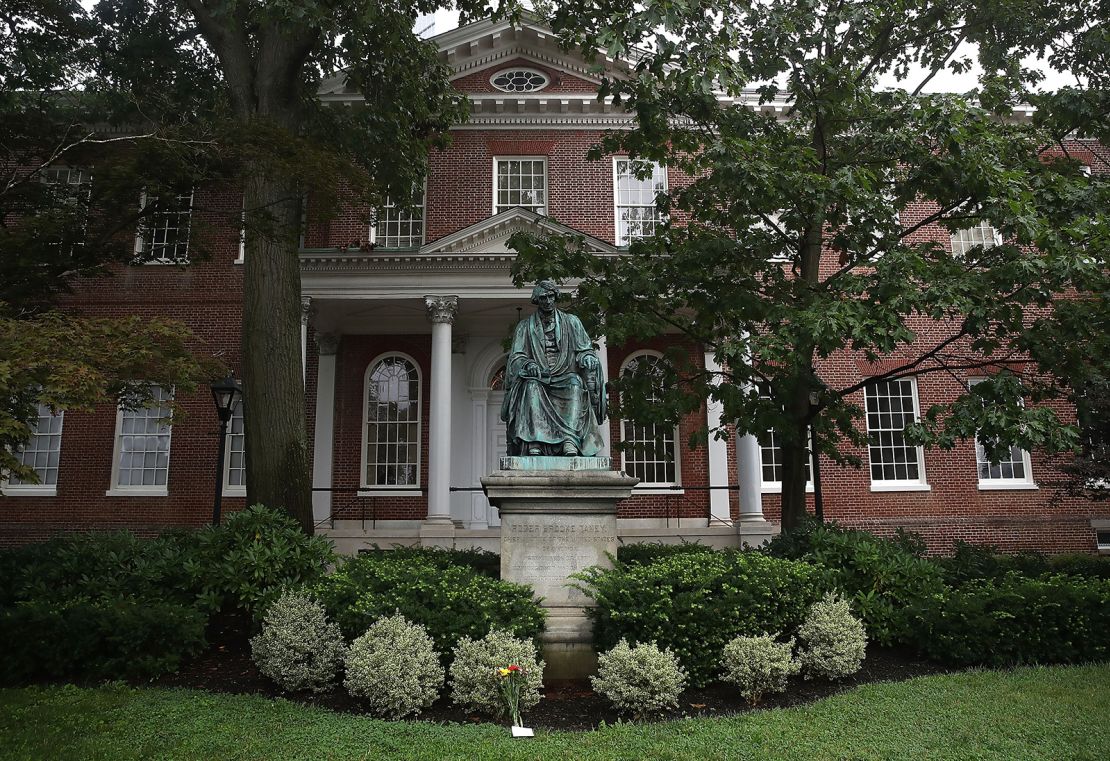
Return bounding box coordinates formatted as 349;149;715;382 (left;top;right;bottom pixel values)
486;391;507;526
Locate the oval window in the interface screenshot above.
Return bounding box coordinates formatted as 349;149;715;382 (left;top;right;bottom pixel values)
490;68;549;93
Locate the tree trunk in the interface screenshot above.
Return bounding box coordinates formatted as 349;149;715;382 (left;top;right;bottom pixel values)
779;384;812;532
242;172;314;533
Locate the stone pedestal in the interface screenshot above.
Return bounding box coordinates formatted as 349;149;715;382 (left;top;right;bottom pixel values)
482;462;637;679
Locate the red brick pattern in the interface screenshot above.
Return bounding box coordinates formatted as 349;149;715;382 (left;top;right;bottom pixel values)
1;115;1107;554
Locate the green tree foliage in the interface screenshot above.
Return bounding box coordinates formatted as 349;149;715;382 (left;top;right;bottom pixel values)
2;2;522;528
511;0;1110;528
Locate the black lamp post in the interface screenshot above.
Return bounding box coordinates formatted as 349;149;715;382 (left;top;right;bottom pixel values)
210;375;243;526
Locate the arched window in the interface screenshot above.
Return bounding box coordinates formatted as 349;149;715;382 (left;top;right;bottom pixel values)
363;354;421;487
489;363;506;391
620;352;679;486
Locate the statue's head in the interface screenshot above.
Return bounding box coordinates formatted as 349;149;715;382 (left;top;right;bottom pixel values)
530;280;560;305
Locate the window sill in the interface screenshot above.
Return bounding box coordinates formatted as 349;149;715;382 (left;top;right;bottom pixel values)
760;484;815;495
632;486;684;495
223;488;247;498
105;488;168;497
977;481;1039;491
233;257;244;265
870;482;932;493
357;489;423;498
2;486;57;497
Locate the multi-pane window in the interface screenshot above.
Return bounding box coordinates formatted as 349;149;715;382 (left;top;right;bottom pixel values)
41;167;92;248
969;378;1034;486
620;353;678;485
112;387;173;492
224;401;246;492
756;387;812;490
614;159;667;245
864;379;927;487
364;355;421;487
6;405;64;491
135;189;193;263
950;219;1000;258
494;158;546;215
371;187;425;248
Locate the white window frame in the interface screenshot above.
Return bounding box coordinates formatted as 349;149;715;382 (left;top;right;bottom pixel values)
620;351;682;491
613;158;668;246
360;352;423;494
968;378;1037;491
236;196;246;264
106;387;174;497
864;378;930;492
489;68;550;93
223;400;246;496
368;183;427;249
493;157;547;216
950;218;1001;258
756;387;814;494
2;405;64;497
134;188;193;265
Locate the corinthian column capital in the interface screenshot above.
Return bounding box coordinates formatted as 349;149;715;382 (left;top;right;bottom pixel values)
424;295;459;324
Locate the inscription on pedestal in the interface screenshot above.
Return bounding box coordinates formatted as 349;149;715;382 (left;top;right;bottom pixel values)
500;513;616;608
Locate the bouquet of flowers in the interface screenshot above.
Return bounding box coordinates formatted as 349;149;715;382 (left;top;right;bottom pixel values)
497;664;526;727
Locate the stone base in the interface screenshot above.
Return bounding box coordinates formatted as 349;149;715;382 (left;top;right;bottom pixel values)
418;519;456;548
499;455;610;471
483;468;637;679
737;517;779;548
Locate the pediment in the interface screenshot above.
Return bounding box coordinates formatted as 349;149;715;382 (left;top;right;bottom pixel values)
419;208;618;256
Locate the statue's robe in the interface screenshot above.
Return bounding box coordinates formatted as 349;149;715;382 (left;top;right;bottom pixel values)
501;310;606;456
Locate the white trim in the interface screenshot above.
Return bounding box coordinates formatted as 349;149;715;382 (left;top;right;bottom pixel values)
107;388;173;496
1;485;57;497
968;377;1037;489
489;67;550;93
760;483;815;495
368;182;427;249
977;480;1039;491
870;482;932;493
864;377;930;490
357;489;424;498
134;189;193;265
612;158;667;246
235;198;245;264
361;352;423;489
492;156;548;216
222;400;246;496
619;350;681;487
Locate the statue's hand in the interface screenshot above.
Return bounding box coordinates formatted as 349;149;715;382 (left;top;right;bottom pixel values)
579;354;600;371
521;361;542;379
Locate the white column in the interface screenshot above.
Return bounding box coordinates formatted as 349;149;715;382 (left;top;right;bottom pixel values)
704;350;732;525
469;389;490;530
311;334;339;525
737;432;763;520
300;296;313;387
596;335;611;457
424;295;458;528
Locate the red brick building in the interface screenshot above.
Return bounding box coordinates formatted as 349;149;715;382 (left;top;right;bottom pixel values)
2;17;1107;555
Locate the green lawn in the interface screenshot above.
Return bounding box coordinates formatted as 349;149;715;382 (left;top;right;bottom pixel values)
1;664;1107;760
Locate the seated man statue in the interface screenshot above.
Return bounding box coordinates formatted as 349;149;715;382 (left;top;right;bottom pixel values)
501;280;607;456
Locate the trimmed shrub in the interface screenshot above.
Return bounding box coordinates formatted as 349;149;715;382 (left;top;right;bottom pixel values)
0;531;200;608
915;573;1110;667
449;629;544;718
358;545;500;578
186;505;336;617
250;592;346;693
937;542;1110;587
615;541;716;568
720;634;800;704
591;639;687;714
0;597;206;683
796;593;867;679
766;522;945;646
344;614;444;718
575;550;827;686
310;552;544;661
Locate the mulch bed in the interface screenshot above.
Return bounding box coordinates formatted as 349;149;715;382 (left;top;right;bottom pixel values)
149;613;949;732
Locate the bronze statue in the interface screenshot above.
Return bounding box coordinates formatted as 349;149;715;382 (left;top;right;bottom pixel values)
501;281;607;456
